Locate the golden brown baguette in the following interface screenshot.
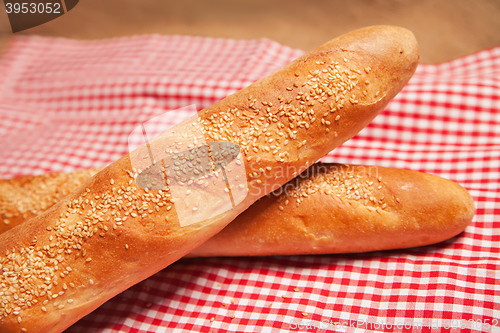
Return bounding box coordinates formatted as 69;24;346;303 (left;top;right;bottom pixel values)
0;163;475;257
0;25;419;333
189;163;475;257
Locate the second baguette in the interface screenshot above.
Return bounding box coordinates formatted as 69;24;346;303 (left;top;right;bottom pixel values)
0;163;475;257
0;169;100;234
189;163;475;257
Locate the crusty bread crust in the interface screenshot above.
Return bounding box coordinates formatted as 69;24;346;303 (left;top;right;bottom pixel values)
0;26;419;333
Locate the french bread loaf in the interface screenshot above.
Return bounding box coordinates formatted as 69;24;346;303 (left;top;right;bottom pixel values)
0;163;475;257
0;169;100;234
189;163;475;257
0;25;419;333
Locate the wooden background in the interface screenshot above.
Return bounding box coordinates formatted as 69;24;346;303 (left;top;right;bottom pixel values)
1;0;500;63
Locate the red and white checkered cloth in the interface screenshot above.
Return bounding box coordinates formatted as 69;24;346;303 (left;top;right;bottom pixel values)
0;35;499;333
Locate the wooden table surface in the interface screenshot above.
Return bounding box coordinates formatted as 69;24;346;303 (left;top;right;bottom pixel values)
1;0;500;63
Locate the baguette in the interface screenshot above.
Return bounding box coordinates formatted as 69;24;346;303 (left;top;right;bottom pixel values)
0;169;100;234
0;26;419;333
0;163;475;257
189;163;475;257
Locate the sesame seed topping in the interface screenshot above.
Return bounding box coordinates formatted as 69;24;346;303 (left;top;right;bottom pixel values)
275;164;388;210
200;58;362;176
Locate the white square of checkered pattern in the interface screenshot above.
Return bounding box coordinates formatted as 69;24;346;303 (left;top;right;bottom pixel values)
1;35;500;333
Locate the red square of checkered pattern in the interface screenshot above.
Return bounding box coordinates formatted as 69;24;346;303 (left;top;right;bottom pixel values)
0;35;499;333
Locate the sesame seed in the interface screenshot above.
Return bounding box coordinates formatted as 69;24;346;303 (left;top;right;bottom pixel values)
280;164;387;210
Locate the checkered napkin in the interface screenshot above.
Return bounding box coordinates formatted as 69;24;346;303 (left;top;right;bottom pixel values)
0;35;499;333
